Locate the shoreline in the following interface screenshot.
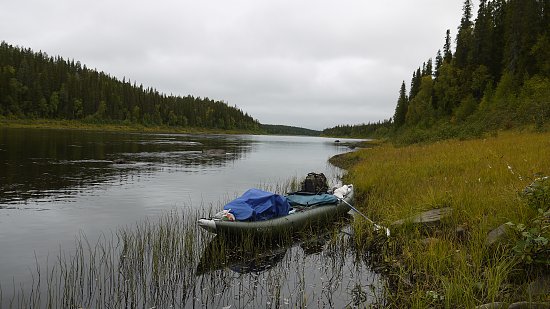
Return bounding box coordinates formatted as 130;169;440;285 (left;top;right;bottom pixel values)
0;118;263;135
328;130;550;308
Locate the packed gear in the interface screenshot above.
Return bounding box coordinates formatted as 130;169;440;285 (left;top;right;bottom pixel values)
301;172;329;194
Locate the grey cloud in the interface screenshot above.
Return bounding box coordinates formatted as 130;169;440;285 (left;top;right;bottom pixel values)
1;0;466;130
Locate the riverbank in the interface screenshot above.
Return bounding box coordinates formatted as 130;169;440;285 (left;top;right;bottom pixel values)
331;130;550;308
0;118;263;135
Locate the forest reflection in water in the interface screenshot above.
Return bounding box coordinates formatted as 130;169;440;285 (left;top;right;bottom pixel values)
0;128;252;205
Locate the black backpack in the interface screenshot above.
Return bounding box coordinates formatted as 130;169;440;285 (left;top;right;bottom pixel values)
301;172;329;194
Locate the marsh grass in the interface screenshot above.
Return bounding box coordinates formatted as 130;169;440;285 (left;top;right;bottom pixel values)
339;131;550;307
2;177;384;308
7;210;208;308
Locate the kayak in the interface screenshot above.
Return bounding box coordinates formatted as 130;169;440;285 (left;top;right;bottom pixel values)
197;185;354;237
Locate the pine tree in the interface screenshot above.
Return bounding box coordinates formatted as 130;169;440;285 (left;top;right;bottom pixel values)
425;58;433;77
455;0;474;68
393;81;408;127
471;0;493;69
488;0;506;79
409;68;422;99
443;29;453;63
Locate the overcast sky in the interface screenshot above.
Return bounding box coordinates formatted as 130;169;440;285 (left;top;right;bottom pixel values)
1;0;470;130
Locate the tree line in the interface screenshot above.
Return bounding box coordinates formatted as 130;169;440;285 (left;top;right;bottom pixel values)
0;42;261;131
326;0;549;140
322;119;392;138
261;124;321;136
393;0;550;139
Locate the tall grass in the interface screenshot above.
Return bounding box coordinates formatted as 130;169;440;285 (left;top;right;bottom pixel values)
2;210;207;308
2;179;384;308
338;131;550;307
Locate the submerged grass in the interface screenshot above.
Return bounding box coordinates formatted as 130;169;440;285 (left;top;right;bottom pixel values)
336;130;550;307
2;178;384;308
6;210;208;308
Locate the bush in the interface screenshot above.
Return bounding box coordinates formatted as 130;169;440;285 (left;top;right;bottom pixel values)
506;176;550;268
521;176;550;212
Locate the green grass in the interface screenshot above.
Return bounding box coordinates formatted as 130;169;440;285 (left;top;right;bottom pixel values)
337;130;550;307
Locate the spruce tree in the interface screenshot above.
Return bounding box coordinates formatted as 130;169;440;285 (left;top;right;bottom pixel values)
393;81;408;127
425;58;433;77
443;29;453;63
488;0;506;79
471;0;493;69
455;0;474;68
409;68;422;99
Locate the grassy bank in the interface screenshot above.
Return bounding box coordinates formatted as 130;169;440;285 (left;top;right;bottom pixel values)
332;130;550;308
0;118;264;135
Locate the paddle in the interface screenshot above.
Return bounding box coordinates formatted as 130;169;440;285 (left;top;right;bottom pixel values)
337;197;390;237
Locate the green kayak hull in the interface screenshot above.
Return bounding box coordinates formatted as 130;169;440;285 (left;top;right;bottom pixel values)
198;188;354;237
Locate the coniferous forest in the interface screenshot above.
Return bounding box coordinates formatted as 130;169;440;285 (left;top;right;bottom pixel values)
0;42;261;131
392;0;550;141
322;119;392;138
261;124;321;136
2;0;549;138
324;0;550;141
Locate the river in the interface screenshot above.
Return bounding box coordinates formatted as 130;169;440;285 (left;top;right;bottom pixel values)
0;127;382;307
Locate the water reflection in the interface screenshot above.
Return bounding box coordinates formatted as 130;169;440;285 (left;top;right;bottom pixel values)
2;205;382;308
198;236;288;274
0;128;370;307
197;218;352;275
0;128;253;205
193;221;382;308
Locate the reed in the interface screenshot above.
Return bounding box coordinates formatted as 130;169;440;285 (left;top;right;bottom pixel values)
2;181;384;308
338;130;550;307
1;210;205;308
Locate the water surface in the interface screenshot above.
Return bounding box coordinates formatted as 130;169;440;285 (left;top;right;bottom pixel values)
0;127;381;307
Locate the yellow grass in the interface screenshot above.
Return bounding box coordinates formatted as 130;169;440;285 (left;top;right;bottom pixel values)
338;131;550;307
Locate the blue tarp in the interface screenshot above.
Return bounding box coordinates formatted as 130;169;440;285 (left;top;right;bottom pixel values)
285;193;338;207
224;189;291;221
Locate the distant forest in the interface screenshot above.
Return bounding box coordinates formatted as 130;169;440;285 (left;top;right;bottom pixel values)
326;0;550;141
261;124;321;136
3;0;549;139
0;42;261;131
321;119;392;138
